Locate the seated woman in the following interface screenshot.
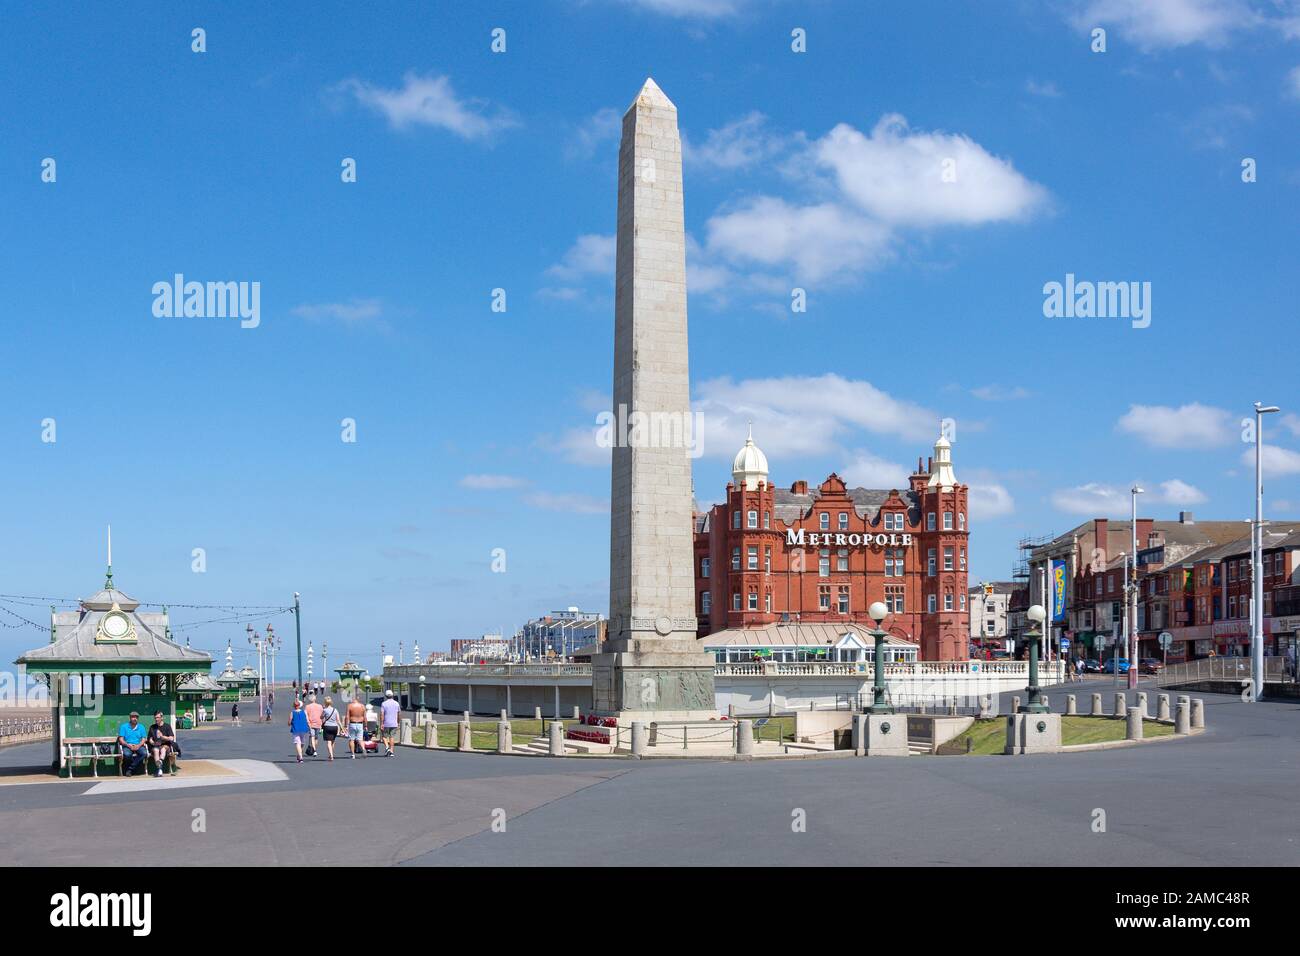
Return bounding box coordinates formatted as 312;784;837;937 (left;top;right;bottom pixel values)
147;711;180;777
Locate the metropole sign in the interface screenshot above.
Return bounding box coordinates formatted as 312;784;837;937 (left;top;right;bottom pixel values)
785;529;914;549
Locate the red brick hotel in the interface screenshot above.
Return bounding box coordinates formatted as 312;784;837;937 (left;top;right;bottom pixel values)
694;429;970;661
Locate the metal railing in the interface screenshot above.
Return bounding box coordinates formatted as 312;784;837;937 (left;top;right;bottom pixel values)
713;659;1064;680
1156;656;1294;687
0;715;54;745
385;663;593;680
648;720;738;750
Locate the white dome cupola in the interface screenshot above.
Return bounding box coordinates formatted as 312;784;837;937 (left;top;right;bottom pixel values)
927;427;957;491
732;423;769;491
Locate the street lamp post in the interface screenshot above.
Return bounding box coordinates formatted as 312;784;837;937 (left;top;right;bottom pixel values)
866;601;893;715
1129;486;1144;690
247;623;264;722
1253;402;1279;703
1021;604;1049;713
291;592;303;701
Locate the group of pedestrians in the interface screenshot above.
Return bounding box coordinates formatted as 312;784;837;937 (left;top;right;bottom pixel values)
117;711;181;778
287;689;402;763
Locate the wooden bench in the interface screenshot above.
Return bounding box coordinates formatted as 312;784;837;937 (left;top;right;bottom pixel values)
63;737;125;778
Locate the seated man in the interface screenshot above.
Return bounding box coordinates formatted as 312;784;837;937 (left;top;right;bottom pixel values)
147;711;179;777
117;711;149;776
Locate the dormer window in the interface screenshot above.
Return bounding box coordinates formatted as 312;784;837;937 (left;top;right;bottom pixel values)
820;513;829;531
747;510;758;529
943;511;953;530
838;512;848;530
927;513;936;531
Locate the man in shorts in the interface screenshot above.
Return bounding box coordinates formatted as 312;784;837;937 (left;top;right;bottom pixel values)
346;695;367;759
379;689;401;757
303;693;324;757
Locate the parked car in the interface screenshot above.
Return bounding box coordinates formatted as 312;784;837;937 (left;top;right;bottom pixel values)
1139;658;1163;675
1101;658;1131;674
990;650;1011;660
1082;659;1103;673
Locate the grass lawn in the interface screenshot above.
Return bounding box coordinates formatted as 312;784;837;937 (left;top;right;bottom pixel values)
948;716;1175;755
411;718;578;750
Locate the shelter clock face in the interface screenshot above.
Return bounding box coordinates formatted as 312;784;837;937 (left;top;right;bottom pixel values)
102;613;130;639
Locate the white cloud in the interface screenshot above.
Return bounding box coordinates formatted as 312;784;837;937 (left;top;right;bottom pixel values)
1026;79;1063;98
567;107;622;160
684;112;785;171
809;116;1048;228
703;197;893;283
546;234;616;281
1280;412;1300;437
1116;403;1237;448
290;299;389;331
1156;478;1208;505
1288;66;1300;99
619;0;746;17
524;491;608;515
459;474;529;490
1070;0;1258;50
547;427;612;467
1052;478;1208;514
1242;444;1300;477
970;384;1031;401
693;374;937;462
1052;482;1133;515
968;482;1016;518
337;72;517;139
841;451;910;489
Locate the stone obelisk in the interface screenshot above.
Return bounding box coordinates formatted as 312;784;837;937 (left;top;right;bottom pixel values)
592;78;717;720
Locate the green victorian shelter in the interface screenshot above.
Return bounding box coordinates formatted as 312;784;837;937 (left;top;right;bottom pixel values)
14;545;213;773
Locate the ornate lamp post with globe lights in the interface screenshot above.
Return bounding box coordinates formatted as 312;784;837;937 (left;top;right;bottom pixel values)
1021;604;1049;713
866;601;894;715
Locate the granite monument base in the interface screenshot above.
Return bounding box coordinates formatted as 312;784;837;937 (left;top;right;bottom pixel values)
1004;712;1062;754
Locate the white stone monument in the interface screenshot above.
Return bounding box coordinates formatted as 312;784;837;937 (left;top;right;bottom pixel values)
591;79;717;721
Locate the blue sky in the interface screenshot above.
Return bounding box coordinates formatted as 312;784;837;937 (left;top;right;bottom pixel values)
2;0;1299;674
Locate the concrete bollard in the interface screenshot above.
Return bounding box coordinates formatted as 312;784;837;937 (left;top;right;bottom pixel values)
736;719;754;757
496;721;512;754
1113;692;1126;719
1066;694;1077;715
1174;701;1191;735
1136;692;1148;718
399;718;413;746
423;719;437;749
548;720;565;756
1126;706;1143;740
1011;696;1021;713
457;720;473;752
1191;698;1205;729
533;706;542;721
631;721;648;757
500;708;508;722
851;714;868;756
572;705;580;720
977;695;992;719
727;704;735;718
1158;694;1170;721
1042;695;1050;711
1090;693;1103;716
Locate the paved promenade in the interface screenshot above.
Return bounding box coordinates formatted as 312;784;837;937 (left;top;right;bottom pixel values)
1;683;1297;866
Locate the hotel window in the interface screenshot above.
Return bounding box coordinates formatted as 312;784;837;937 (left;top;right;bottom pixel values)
943;511;953;530
747;546;758;571
733;593;741;611
701;592;711;615
1108;574;1115;593
763;511;770;529
959;548;967;571
960;593;966;610
838;512;848;530
820;512;829;531
927;512;936;531
747;510;758;529
837;548;849;572
885;548;903;577
943;547;954;571
958;512;965;531
701;557;710;578
733;510;740;529
732;548;741;571
927;594;937;613
944;592;954;611
765;591;772;612
927;549;936;576
837;586;850;613
886;586;904;613
1229;562;1237;581
819;586;831;610
748;590;758;611
1229;595;1237;618
819;549;830;577
764;547;772;573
